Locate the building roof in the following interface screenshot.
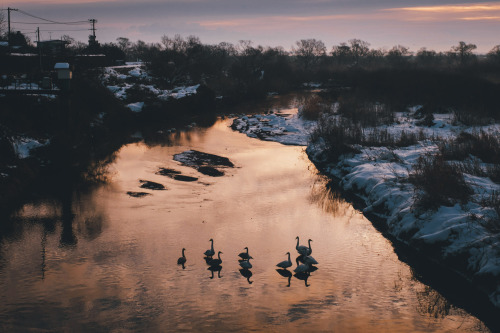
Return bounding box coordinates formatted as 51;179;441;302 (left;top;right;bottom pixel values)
54;63;70;69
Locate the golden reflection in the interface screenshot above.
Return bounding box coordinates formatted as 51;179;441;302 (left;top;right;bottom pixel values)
83;152;118;184
308;177;351;217
415;285;452;318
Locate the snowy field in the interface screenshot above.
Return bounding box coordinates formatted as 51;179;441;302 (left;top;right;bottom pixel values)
232;106;500;308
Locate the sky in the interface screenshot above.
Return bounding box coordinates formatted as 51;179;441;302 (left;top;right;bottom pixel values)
2;0;500;53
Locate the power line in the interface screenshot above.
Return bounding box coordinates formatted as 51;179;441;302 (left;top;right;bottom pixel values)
16;9;88;25
11;21;86;25
38;29;90;32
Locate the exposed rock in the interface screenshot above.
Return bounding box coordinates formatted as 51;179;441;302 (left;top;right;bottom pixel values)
173;174;198;182
156;168;181;176
139;180;165;190
173;150;234;168
156;167;198;181
127;191;151;198
198;166;224;177
173;150;233;177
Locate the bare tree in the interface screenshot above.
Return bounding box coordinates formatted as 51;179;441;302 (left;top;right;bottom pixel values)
61;35;75;45
331;42;351;64
386;45;412;66
487;45;500;62
348;39;370;64
450;41;477;66
161;34;187;53
116;37;131;52
293;38;326;69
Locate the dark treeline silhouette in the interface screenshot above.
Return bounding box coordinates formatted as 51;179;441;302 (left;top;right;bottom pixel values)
94;35;500;108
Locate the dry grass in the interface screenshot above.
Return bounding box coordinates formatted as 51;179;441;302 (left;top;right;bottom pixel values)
409;153;472;209
298;95;331;120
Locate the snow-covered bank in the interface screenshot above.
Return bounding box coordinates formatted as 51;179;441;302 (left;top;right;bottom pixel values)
101;63;200;112
230;108;316;146
232;106;500;309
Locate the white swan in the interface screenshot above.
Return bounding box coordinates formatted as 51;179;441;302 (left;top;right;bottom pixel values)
204;238;215;257
276;252;292;269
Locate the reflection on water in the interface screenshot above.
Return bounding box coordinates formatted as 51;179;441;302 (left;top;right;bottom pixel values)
0;94;495;332
239;268;253;284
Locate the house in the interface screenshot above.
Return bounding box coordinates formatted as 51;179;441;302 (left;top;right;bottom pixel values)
36;40;70;57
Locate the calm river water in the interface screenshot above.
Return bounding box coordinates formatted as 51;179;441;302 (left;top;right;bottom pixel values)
0;98;492;332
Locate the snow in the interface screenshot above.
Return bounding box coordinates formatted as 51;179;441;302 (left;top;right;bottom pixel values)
127;102;144;112
230;108;315;146
101;63;200;110
12;137;48;159
232;103;500;308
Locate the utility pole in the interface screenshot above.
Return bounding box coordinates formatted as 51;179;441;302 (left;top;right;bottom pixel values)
37;27;42;71
7;7;18;46
88;19;98;50
89;19;97;37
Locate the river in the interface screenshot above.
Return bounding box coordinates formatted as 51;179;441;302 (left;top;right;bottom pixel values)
0;96;492;332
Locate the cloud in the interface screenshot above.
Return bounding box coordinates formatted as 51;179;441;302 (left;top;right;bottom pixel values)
385;2;500;21
7;0;500;52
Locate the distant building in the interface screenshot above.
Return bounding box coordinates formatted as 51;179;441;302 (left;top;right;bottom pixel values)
36;40;70;57
54;62;72;90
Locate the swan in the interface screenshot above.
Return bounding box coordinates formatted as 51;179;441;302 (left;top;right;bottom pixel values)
238;247;251;260
204;238;215;257
177;248;186;265
208;251;223;266
294;263;310;274
295;236;310;256
276;252;292;269
294;261;310;274
239;258;252;270
297;255;318;266
304;255;318;265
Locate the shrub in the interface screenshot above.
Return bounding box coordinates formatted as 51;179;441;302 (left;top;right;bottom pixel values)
337;95;394;126
439;131;500;164
416;113;435;127
480;191;500;233
298;95;330;120
311;116;426;162
409;153;472;209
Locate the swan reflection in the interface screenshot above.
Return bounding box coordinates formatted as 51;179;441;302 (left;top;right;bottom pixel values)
239;268;253;284
276;269;292;287
294;271;310;287
208;265;223;279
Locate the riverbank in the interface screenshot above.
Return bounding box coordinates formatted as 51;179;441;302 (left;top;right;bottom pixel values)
231;103;500;314
0;66;218;215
